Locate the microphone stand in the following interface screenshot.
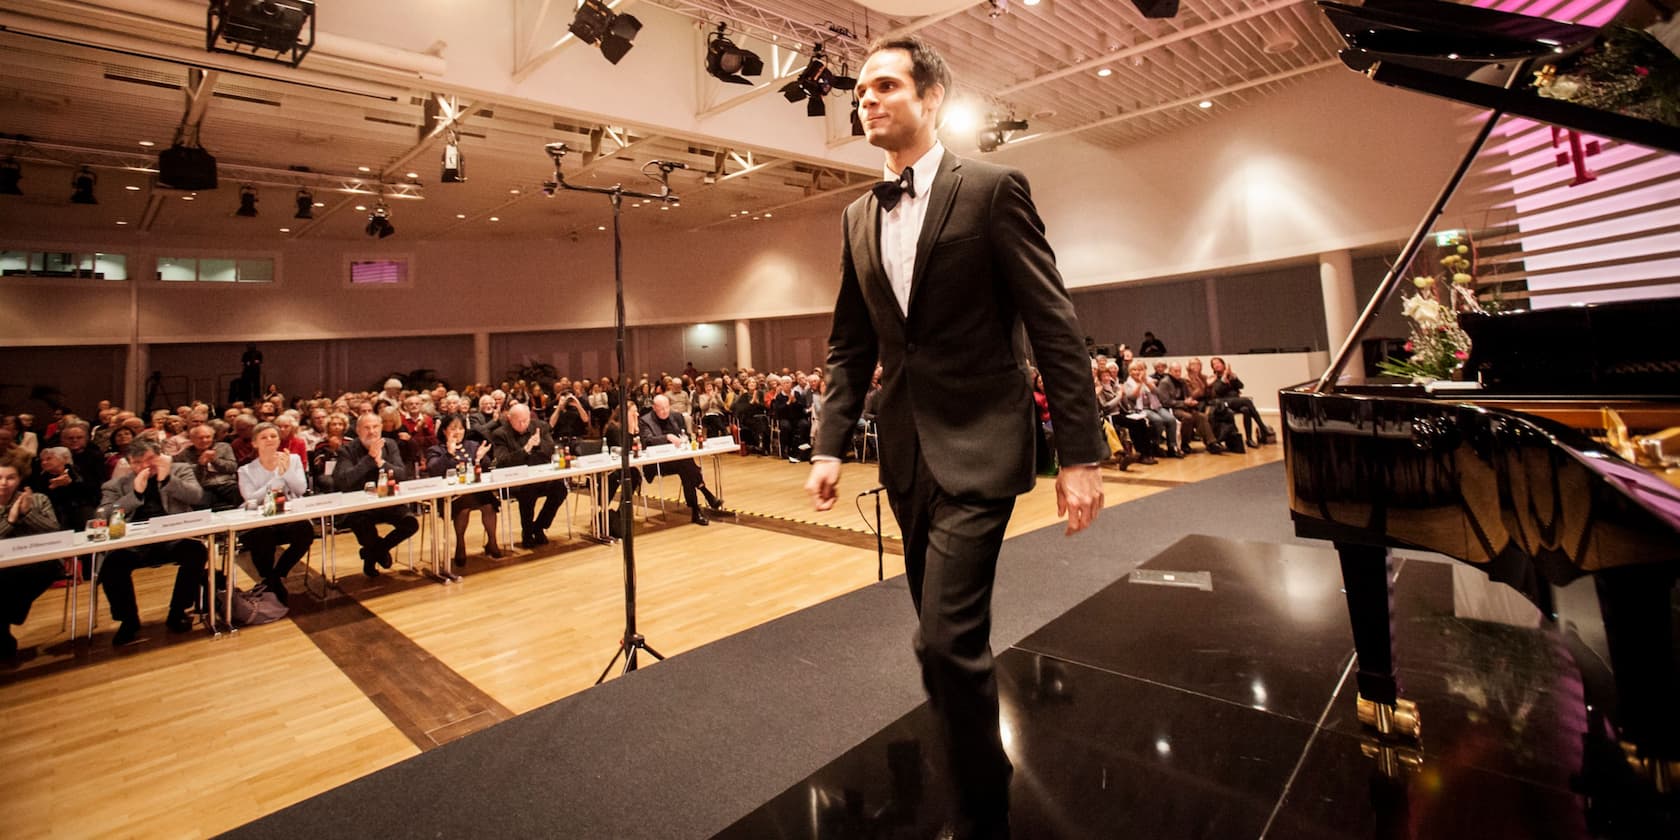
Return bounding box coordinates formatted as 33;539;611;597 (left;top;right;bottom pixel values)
542;143;681;681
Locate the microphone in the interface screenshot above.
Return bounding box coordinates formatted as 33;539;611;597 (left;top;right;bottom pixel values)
653;160;688;170
857;486;885;497
545;142;569;161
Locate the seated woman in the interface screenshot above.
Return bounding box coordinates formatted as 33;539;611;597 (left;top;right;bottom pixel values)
600;410;643;516
0;451;67;660
695;380;727;439
1207;357;1276;447
424;414;502;567
1123;360;1182;458
103;426;135;480
237;423;313;604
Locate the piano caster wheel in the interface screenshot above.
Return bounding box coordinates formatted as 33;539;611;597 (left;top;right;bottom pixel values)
1360;738;1424;780
1357;695;1422;741
1619;741;1679;794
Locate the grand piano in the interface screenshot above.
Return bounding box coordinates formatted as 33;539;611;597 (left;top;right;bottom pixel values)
1285;0;1680;788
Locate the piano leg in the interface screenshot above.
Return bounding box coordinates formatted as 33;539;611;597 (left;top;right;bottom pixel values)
1337;542;1421;741
1594;565;1680;792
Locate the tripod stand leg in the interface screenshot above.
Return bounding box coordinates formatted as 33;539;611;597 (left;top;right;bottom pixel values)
596;643;625;685
641;642;664;661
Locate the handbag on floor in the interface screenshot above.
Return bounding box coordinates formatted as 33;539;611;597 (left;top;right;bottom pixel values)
231;583;289;626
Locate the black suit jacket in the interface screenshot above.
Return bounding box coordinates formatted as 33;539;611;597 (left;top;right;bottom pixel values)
816;151;1104;499
485;420;556;469
332;437;408;491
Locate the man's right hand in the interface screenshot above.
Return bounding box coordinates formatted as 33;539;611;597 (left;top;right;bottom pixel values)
804;459;841;511
132;467;153;494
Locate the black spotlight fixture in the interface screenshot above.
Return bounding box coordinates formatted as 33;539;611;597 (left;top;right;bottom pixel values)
441;131;465;183
779;44;855;118
977;116;1029;153
365;201;394;239
206;0;316;68
70;167;98;204
569;0;642;65
294;188;314;219
235;184;259;217
705;23;763;85
0;159;20;195
850;95;865;136
1129;0;1179;18
156;142;219;191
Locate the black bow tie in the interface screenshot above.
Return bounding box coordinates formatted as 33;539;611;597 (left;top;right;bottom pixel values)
873;166;916;212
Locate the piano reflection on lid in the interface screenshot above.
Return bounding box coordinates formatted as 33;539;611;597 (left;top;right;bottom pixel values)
1288;0;1680;794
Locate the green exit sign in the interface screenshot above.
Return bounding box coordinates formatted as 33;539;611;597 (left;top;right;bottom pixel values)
1434;230;1463;246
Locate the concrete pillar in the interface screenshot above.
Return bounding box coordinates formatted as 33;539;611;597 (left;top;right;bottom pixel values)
734;320;753;371
1319;250;1362;382
473;331;491;387
1203;278;1223;355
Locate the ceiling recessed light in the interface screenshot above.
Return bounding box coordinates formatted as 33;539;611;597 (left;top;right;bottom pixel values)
181;194;195;201
764;213;773;218
124;185;140;191
597;225;606;230
354;205;367;211
456;213;467;219
137;140;155;147
405;172;419;179
313;201;325;207
278;227;291;233
489;216;500;222
115;220;129;225
1023;0;1040;5
1096;68;1113;78
358;166;372;172
660;206;669;210
1198;100;1213;109
509;188;521;194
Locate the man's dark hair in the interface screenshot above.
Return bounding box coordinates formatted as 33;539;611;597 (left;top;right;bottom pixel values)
866;35;951;98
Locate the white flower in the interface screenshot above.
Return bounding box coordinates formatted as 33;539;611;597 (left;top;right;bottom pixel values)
1403;295;1444;327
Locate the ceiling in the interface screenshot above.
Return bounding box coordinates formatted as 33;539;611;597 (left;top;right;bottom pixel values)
0;0;1343;243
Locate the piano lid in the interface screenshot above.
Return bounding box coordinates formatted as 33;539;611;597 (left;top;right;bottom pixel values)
1319;0;1680;155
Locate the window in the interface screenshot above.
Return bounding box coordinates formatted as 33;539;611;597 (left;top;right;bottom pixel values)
0;250;128;279
349;257;409;286
157;256;274;283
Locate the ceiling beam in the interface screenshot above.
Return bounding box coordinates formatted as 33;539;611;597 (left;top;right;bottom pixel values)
382;95;485;178
690;172;869;230
1003;59;1338;151
996;0;1307;97
432;133;667;236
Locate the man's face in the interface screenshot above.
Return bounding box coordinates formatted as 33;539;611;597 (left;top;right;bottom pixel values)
1168;365;1184;380
310;410;328;431
856;48;942;153
62;426;89;451
256;403;276;421
357;415;383;447
190;426;213;450
479;396;495;414
0;466;18;498
402;396;420;415
508;406;531;434
652;395;670;420
131;449;159;474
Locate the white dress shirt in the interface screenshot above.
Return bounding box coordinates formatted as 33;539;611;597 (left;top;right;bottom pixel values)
880;141;945;317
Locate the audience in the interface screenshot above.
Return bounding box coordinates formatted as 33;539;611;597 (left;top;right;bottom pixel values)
237;422;313;603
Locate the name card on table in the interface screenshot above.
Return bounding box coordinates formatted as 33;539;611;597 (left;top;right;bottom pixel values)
405;477;449;492
707;436;735;449
494;465;532;481
287;494;339;514
0;529;77;559
151;509;214;533
645;444;677;455
575;453;616;470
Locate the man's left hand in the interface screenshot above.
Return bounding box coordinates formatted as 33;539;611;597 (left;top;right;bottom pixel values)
1055;464;1103;536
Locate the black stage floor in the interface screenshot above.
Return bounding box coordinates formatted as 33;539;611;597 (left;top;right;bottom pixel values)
715;535;1677;839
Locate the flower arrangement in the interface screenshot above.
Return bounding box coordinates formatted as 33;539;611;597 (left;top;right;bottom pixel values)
1532;25;1680;128
1377;234;1485;383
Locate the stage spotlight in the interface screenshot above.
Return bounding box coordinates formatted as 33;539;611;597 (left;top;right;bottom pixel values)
70;167;97;204
294;188;313;219
365;201;394;239
977;116;1028;153
779;44;855;118
206;0;316;68
441;132;465;183
0;159;20;195
235;185;259;217
1129;0;1179;18
706;24;763;85
850;96;865;136
569;0;642;64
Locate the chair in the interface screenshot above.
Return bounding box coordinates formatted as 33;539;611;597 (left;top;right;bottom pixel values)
855;418;879;463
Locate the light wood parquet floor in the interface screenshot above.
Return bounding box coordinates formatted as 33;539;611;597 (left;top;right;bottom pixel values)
0;444;1282;838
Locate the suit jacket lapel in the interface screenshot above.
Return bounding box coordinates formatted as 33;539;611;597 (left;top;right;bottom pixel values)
854;192;901;327
905;151;962;322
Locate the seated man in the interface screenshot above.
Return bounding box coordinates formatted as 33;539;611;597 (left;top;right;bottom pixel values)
99;439;209;646
1;452;67;660
29;445;98;531
183;423;242;510
1155;363;1223;455
640;394;723;526
486;403;567;548
228;414;259;466
332;412;419;577
771;376;812;462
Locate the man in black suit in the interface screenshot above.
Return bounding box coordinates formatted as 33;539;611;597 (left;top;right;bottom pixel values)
485;403;566;548
639;394;723;526
332;412;419;577
806;36;1106;840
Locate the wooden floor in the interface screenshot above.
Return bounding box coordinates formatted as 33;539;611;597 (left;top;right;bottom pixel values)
0;444;1282;838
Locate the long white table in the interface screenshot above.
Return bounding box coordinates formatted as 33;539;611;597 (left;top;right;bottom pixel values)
0;437;740;639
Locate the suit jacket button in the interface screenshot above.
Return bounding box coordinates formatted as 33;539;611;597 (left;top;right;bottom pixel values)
906;343;918;354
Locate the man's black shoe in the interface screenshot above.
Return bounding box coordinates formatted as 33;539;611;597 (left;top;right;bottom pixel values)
690;510;710;526
112;621;143;647
166;612;194;633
